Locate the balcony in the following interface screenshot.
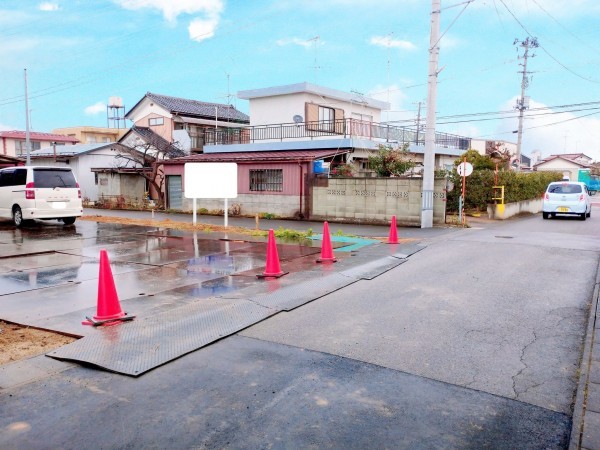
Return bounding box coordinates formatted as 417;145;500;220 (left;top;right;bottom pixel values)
198;119;470;150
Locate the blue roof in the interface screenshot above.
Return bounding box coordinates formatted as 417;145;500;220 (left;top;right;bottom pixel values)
30;142;116;158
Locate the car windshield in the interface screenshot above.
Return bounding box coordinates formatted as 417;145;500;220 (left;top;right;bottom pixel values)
548;184;582;194
33;169;77;188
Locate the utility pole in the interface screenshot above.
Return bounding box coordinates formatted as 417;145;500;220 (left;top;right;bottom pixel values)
421;0;440;229
24;68;31;166
415;101;423;145
514;37;538;171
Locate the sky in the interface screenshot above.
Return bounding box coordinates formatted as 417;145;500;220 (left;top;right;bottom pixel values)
2;0;600;161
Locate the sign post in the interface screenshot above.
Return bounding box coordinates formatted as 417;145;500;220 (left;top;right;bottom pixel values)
184;163;238;227
456;159;473;225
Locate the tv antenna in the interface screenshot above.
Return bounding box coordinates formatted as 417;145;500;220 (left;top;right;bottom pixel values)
306;35;321;83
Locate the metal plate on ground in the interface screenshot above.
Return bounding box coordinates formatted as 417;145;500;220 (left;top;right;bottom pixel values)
245;273;357;311
48;298;275;376
339;256;407;280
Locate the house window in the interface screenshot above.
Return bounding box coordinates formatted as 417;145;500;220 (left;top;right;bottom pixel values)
318;106;335;132
149;117;164;126
351;112;373;123
250;169;283;192
14;140;41;155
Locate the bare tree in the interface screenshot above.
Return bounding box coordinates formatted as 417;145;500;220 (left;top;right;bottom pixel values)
113;127;186;207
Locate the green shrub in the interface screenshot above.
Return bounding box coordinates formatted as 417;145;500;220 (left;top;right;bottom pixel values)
446;170;563;212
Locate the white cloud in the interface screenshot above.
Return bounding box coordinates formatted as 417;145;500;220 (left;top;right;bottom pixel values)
275;37;320;49
114;0;223;42
0;123;13;132
114;0;222;21
38;2;59;11
85;101;106;115
370;36;416;51
188;15;219;42
497;97;600;161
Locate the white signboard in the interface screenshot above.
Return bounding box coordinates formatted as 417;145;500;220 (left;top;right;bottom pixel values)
184;163;238;199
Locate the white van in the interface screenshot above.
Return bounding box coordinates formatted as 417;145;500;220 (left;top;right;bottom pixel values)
0;166;83;227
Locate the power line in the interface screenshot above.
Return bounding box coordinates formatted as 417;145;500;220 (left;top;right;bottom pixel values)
498;0;600;84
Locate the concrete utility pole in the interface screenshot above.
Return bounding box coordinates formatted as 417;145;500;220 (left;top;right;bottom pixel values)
24;68;31;166
514;37;538;171
421;0;441;229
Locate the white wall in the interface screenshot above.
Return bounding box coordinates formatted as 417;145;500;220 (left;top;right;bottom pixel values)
535;158;581;181
248;92;383;126
31;149;128;201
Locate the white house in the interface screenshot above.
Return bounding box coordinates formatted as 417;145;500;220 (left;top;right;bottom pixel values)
28;142;141;201
533;153;593;181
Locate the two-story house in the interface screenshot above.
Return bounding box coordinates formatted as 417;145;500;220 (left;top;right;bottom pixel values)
52;126;128;144
124;92;250;153
162;82;472;221
0;131;78;157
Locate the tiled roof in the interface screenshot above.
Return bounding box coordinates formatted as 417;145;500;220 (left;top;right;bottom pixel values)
120;126;187;158
30;143;115;158
0;130;79;143
164;149;350;164
146;92;249;123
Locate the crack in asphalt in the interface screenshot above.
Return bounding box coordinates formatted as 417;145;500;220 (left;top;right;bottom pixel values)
512;329;539;399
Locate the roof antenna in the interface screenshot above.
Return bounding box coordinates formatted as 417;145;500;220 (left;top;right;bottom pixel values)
306;36;320;84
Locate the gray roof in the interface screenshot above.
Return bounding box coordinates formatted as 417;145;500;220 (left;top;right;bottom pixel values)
29;142;116;158
145;92;249;123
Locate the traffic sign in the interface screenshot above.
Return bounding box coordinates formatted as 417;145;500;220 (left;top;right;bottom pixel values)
457;161;473;177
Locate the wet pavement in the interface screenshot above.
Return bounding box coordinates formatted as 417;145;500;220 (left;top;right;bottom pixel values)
0;212;599;448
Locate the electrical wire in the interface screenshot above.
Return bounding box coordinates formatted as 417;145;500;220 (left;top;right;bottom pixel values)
498;0;600;84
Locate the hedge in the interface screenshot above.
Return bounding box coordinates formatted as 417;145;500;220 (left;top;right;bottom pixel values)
446;170;563;212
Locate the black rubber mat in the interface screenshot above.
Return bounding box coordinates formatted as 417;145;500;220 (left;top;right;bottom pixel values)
48;298;276;376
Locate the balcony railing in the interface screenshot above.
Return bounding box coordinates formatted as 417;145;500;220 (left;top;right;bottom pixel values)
196;119;470;150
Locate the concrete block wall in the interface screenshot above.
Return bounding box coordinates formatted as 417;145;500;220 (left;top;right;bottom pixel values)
311;178;447;225
181;193;301;217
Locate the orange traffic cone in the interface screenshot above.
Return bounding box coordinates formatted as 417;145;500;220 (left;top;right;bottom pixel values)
387;215;399;244
317;221;337;263
257;229;288;278
82;250;135;326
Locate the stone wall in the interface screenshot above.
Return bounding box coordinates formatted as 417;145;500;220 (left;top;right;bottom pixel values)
310;177;447;225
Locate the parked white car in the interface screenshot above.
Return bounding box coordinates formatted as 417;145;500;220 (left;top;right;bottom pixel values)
0;166;83;227
542;181;592;220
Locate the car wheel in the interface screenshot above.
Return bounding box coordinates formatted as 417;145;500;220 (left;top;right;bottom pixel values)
12;206;24;227
587;209;591;218
542;212;549;219
62;217;76;225
580;212;587;221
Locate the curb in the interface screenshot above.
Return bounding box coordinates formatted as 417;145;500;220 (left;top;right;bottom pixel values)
570;256;600;449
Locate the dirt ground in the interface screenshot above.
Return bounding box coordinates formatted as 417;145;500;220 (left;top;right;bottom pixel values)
0;321;76;365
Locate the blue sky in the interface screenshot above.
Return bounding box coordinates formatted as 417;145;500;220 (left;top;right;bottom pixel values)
2;0;600;160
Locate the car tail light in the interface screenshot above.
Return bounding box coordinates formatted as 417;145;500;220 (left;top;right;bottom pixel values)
544;193;549;200
76;182;81;199
579;194;584;202
25;182;35;199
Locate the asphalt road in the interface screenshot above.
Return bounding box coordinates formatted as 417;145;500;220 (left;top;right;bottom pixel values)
0;210;598;448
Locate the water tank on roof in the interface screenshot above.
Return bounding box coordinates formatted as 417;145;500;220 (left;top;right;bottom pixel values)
108;96;123;107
